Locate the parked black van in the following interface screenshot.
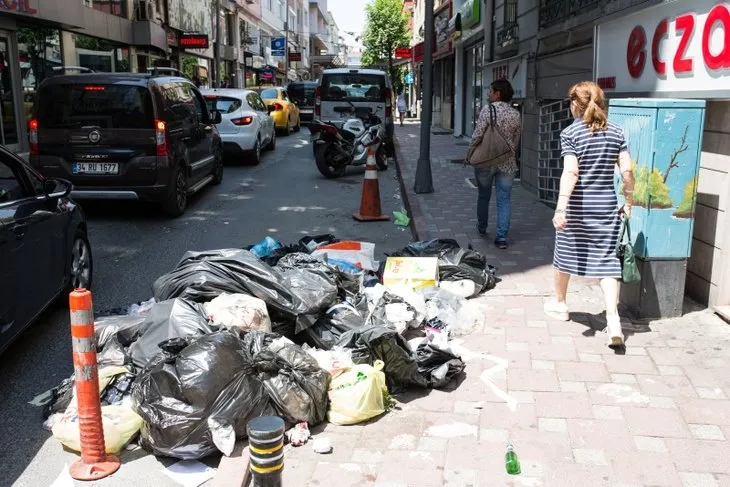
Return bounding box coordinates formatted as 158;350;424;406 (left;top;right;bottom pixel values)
286;81;318;122
28;70;224;216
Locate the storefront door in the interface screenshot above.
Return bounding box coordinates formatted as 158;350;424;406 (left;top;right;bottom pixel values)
0;32;21;150
464;43;484;137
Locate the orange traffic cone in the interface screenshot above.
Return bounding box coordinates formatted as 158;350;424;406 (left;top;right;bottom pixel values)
353;146;390;222
68;289;121;481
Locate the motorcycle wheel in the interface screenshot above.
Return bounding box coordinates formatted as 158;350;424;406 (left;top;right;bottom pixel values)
376;146;388;171
315;144;346;179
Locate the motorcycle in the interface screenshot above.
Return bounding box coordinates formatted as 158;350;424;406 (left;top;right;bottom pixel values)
309;106;388;179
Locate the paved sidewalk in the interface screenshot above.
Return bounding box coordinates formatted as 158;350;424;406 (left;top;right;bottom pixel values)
278;121;730;486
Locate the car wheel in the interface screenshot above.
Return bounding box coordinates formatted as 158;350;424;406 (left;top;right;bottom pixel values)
266;129;276;151
376;146;388;171
68;231;93;292
295;117;301;132
162;164;187;216
250;138;261;165
212;145;224;185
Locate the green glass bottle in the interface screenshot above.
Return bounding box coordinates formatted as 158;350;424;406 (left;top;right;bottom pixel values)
505;443;521;475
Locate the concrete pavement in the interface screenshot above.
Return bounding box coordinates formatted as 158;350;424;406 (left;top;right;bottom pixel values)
0;128;410;487
272;121;730;486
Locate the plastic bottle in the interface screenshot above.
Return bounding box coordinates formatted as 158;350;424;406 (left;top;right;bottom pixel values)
505;442;521;475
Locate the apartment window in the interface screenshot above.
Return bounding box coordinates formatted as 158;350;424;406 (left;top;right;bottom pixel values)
504;0;517;24
266;0;273;10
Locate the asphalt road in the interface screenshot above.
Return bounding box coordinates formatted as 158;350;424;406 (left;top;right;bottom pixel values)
0;128;412;487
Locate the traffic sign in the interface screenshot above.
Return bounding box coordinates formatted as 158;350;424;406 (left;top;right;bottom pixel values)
271;37;286;56
405;72;414;84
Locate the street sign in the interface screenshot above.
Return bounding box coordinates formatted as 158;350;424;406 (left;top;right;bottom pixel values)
179;33;209;49
271;37;286;56
288;52;302;62
405;72;414;84
394;47;411;59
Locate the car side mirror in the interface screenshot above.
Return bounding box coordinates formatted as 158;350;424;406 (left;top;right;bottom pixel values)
44;178;72;199
210;110;222;124
267;106;275;114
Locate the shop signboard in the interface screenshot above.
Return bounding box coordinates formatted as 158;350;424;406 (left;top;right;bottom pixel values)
288;52;302;62
261;70;274;80
0;0;37;15
460;0;480;30
596;0;730;97
395;47;412;59
179;33;209;49
271;37;286;57
484;55;527;99
434;4;452;54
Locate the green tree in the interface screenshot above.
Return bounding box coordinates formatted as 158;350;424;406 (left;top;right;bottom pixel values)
674;176;698;218
181;56;199;80
361;0;410;93
17;27;57;90
623;159;674;209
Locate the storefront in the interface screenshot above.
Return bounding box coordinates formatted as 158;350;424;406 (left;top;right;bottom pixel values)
452;0;484;137
594;0;730;309
432;1;455;130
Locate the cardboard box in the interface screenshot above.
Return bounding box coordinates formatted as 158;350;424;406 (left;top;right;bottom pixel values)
382;257;439;290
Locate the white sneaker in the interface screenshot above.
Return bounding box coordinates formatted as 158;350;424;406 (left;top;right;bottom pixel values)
544;299;569;321
606;315;624;347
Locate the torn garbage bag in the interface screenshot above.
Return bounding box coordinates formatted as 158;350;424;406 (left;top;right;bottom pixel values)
302;302;366;350
152;249;337;335
415;342;466;388
132;331;276;459
366;288;425;334
205;293;272;332
128;298;216;369
336;325;428;393
391;239;496;296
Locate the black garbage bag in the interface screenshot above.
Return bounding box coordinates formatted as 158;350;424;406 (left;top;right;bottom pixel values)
301;302;366;350
127;298;217;369
244;244;301;266
276;252;360;303
391;239;496;295
415;342;466;388
242;331;330;425
336;325;428;393
299;234;338;252
95;315;148;349
132;331;277;459
43;376;75;419
152;249;336;336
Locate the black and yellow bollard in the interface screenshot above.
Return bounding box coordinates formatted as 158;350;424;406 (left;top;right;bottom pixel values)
247;416;285;487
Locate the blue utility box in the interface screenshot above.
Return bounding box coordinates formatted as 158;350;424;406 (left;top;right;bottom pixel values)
608;98;706;319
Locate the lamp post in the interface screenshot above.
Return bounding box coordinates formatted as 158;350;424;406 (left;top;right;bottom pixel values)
284;0;290;84
214;0;221;87
414;0;434;194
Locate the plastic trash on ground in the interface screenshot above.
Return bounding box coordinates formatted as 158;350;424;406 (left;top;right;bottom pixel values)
128;297;156;316
328;360;390;425
337;325;428;393
285;422;311;446
393;209;410;227
311;241;379;271
382;257;439;290
302;302;366;351
420;287;481;337
367;287;426;334
299;234;338;253
302;344;354;378
414;342;466;388
250;236;282;258
205;293;272;332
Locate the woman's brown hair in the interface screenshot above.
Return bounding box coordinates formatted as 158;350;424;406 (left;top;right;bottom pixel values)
568;81;607;134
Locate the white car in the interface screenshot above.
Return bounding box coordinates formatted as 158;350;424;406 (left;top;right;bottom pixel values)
202;89;276;165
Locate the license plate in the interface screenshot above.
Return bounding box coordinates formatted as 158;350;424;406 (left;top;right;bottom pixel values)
73;162;119;175
300;109;313;114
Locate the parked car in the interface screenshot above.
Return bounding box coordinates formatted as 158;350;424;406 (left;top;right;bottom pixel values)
0;144;92;355
257;87;301;135
201;88;276;165
314;68;395;156
286;81;318;122
28;71;224;217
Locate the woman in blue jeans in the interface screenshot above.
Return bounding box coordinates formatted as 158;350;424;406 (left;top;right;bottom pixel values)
469;79;522;249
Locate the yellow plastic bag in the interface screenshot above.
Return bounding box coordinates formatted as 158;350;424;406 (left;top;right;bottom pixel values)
327;360;389;425
52;400;143;454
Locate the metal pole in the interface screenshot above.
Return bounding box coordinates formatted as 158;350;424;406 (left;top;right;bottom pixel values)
214;0;221;87
414;0;435;194
284;0;290;84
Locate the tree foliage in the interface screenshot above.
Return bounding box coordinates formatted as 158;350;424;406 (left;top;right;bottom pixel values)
674;176;698;218
361;0;410;91
630;160;674;209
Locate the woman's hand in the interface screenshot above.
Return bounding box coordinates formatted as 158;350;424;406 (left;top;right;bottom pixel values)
553;209;567;231
620;205;632;220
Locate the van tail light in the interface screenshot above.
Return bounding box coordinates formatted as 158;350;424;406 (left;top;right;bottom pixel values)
155;119;168;157
384;88;392;118
273;103;284;111
29;119;39;156
314;86;321;116
231;116;254;126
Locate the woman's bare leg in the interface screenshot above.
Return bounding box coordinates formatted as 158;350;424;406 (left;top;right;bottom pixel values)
555;269;571;303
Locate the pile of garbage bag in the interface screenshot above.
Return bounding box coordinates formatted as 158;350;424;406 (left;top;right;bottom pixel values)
44;235;497;460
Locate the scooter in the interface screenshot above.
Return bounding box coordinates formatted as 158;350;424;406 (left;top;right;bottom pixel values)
309;106;388;179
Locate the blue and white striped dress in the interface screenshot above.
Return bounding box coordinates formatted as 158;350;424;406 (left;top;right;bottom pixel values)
553;118;626;278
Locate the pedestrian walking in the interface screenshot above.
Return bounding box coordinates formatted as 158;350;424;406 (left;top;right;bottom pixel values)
468;79;521;249
544;81;635;348
396;90;407;126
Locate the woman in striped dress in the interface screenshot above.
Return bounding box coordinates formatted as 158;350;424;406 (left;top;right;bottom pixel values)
543;81;635;348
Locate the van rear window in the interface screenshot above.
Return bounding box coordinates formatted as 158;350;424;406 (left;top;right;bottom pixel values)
321;74;386;102
36;84;154;129
288;84;317;105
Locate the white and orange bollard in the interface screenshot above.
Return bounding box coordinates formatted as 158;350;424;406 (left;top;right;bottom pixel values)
68;288;120;481
353;145;390;222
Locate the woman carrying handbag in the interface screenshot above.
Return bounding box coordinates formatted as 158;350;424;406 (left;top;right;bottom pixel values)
465;79;521;250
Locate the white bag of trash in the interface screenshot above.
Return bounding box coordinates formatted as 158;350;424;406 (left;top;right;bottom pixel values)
205;293;272;332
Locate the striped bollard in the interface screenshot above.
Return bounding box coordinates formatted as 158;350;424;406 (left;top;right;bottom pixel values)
247;416;285;487
68;288;121;481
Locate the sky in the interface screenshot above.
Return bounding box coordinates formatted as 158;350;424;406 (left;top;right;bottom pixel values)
328;0;371;36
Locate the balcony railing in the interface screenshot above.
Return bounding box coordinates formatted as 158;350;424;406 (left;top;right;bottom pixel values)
539;0;607;28
496;22;519;48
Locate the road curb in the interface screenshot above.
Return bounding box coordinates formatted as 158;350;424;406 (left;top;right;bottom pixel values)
392;131;429;241
211;442;250;487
